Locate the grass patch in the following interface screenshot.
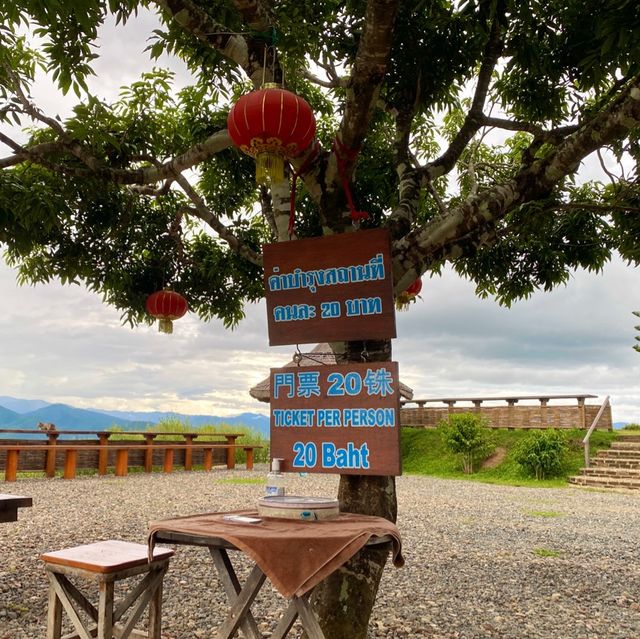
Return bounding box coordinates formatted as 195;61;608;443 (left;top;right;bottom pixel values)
533;548;563;558
216;477;266;485
524;509;563;518
401;426;618;487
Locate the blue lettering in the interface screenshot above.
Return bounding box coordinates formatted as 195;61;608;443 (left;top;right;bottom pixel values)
273;304;316;322
317;409;342;427
345;297;383;317
267;254;386;294
321;442;370;469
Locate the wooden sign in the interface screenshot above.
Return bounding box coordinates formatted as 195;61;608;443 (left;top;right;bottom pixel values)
263;229;396;346
269;361;401;476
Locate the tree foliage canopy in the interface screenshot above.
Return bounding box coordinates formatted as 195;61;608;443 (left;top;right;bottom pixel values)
1;0;639;329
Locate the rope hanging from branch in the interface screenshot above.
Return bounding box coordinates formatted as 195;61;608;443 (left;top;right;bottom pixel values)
333;137;370;227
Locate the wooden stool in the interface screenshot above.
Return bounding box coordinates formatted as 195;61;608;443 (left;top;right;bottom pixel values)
40;540;174;639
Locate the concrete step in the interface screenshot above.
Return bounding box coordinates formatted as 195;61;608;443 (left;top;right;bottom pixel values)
569;475;640;490
581;467;640;479
593;456;640;469
610;441;640;451
596;449;640;460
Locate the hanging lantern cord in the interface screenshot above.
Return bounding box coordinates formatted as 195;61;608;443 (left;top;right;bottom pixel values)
332;137;370;228
288;140;321;238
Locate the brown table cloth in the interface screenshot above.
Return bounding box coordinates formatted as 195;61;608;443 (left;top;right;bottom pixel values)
148;510;403;597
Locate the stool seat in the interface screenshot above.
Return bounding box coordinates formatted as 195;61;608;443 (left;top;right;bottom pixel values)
41;540;174;574
41;540;173;639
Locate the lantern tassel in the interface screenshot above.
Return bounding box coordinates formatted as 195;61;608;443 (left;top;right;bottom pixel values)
158;319;174;334
256;152;284;185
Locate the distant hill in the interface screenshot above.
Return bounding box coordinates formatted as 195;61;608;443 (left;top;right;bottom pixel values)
614;421;630;430
0;405;20;423
0;395;51;413
0;396;270;438
96;409;270;437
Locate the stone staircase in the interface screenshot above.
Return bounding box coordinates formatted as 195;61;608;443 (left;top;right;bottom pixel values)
569;435;640;490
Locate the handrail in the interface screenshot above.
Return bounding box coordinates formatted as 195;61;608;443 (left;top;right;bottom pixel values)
0;429;244;438
582;395;610;468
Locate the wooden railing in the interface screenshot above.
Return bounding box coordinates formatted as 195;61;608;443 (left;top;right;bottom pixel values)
0;429;262;482
400;394;612;430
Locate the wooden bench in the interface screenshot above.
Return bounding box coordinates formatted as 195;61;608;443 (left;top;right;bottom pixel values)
0;443;263;482
0;493;33;522
41;540;174;639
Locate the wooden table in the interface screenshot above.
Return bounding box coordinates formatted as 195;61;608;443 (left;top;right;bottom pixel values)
151;515;397;639
0;493;32;522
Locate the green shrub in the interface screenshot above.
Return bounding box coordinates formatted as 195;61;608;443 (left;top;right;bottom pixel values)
514;429;568;479
438;413;494;474
621;423;640;431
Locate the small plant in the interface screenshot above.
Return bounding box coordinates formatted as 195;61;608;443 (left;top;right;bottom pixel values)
438;413;494;474
533;548;562;558
514;429;568;479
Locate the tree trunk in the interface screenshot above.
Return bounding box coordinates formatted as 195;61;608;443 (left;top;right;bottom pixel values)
310;339;398;639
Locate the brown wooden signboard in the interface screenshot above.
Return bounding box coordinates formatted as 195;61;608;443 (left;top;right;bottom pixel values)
269;361;401;476
263;229;396;346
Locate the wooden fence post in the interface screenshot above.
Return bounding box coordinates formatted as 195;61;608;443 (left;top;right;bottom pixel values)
144;434;157;473
203;449;213;471
163;449;174;473
5;450;19;482
225;436;238;469
63;450;77;480
45;432;59;478
183;434;196;471
244;447;254;471
115;450;128;476
98;434;110;475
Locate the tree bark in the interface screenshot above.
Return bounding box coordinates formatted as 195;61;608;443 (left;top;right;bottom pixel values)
310;338;397;639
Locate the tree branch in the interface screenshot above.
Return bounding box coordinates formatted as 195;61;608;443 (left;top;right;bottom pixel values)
1;126;232;187
481;116;579;139
422;7;505;181
338;0;400;160
393;73;640;290
301;68;348;89
171;170;263;266
152;0;250;72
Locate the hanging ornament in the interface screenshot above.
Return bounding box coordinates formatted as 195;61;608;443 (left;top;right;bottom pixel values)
227;84;316;185
395;278;423;311
146;290;188;334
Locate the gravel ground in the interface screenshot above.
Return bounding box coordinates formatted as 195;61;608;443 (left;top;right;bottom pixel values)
1;468;639;638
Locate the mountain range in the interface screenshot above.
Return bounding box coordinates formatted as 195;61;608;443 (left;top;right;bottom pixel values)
0;395;270;437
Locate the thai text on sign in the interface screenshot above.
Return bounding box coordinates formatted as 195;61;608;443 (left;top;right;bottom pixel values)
262;229;396;346
269;361;401;476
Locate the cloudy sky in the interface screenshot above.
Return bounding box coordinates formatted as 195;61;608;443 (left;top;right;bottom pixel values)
0;10;639;423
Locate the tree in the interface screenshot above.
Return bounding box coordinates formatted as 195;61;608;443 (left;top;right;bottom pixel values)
634;311;640;353
1;1;640;636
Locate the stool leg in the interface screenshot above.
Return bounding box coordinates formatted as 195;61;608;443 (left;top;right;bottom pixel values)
97;580;114;639
46;582;63;639
148;565;168;639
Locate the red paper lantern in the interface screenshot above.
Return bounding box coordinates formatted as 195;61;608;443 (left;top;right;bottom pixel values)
227;84;316;185
406;278;422;297
395;278;423;311
146;290;188;334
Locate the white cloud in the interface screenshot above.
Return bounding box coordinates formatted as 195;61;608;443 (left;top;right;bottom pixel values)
1;256;638;423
